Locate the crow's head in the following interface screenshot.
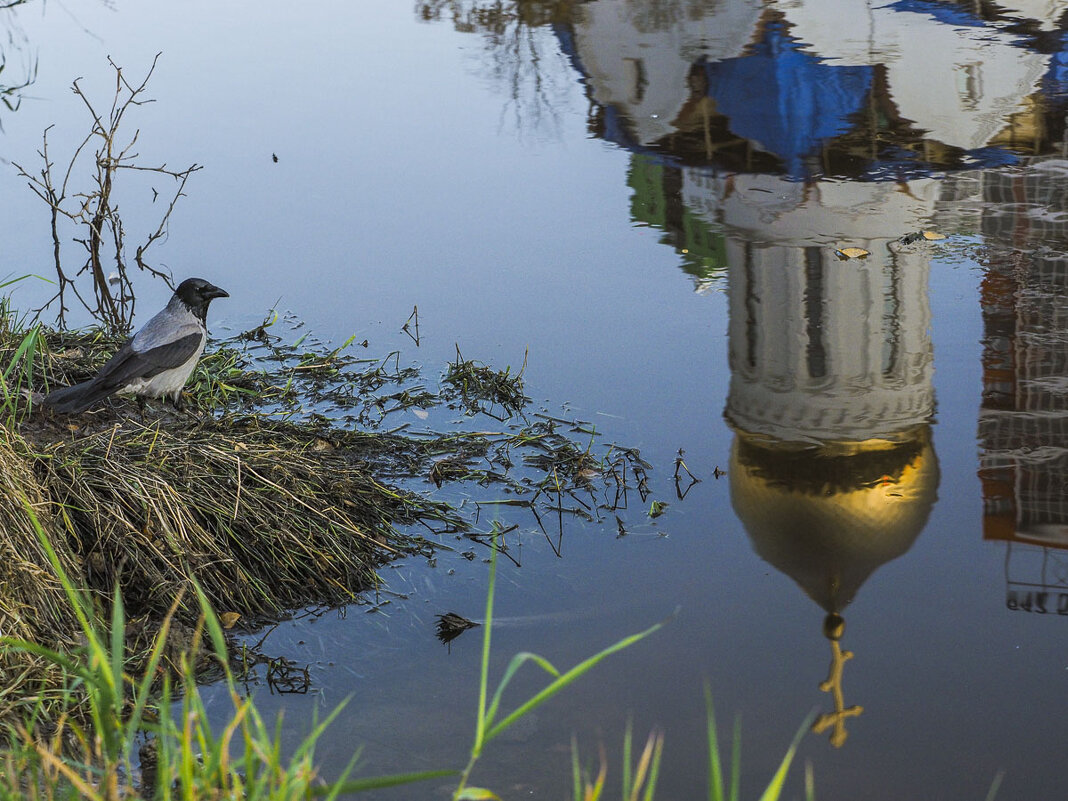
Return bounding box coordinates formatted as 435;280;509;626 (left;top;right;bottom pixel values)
175;278;229;319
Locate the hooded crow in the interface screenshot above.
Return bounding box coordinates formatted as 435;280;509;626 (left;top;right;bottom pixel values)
43;278;229;414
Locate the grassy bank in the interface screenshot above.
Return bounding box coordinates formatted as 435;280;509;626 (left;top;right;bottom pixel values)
0;298;658;713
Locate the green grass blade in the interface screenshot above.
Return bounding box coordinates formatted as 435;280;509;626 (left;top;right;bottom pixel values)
484;651;560;730
290;697;351;766
317;749;361;801
19;497;98;646
571;737;582;801
483;617;664;744
109;583;124;705
307;768;456;796
0;638;76;672
729;716;741;801
704;686;723;801
756;713;816;801
456;786;502;800
3;326;40;380
126;603;179;756
474;531;499;754
983;770;1004;801
193;584;231;675
311;767;455;797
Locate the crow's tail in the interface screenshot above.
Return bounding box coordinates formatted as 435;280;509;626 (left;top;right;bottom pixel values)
42;381;115;414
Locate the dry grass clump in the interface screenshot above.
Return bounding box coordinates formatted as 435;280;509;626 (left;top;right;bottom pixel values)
0;427;82;722
0;408;467;721
25;417;452;626
0;429;78;644
0;314;468;683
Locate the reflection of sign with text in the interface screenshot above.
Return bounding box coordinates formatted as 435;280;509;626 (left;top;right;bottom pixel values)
1006;590;1068;615
1004;543;1068;616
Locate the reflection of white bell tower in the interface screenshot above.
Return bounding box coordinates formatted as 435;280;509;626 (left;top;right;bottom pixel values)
707;174;943;747
703;174;941;613
725;239;934;441
714;175;937;443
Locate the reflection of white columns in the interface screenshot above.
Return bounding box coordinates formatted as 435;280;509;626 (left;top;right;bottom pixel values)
685;173;938;442
570;0;1060;155
725;242;934;441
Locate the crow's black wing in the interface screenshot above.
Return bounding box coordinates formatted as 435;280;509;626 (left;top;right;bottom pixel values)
92;332;204;391
43;333;204;414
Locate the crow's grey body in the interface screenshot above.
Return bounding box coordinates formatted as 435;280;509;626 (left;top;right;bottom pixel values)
43;278;228;414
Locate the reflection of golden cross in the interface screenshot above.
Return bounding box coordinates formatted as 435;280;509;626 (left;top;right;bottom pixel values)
812;639;863;748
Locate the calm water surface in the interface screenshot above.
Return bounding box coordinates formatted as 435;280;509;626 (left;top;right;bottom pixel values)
3;1;1068;798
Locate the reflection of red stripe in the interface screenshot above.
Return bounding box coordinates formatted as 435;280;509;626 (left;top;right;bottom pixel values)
981;472;1015;542
982;511;1015;543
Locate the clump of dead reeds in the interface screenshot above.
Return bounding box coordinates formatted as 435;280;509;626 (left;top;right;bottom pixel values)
0;315;461;708
443;345;530;420
29;417;452;622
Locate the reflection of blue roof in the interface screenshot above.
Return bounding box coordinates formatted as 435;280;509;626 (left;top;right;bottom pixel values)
884;0;986;27
1044;48;1068;94
551;16;1027;180
702;21;872;176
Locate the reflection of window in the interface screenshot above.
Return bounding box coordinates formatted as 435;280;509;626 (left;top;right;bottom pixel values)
744;242;758;370
956;62;982;111
623;58;647;105
804;247;827;379
882;262;901;378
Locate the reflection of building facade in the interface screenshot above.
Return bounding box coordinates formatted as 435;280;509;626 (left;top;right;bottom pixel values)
978;163;1068;614
565;0;1068;178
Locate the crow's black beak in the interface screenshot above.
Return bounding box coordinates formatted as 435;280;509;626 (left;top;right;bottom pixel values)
204;284;229;300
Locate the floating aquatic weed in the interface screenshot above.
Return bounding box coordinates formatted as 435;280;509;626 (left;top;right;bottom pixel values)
442;345;530;420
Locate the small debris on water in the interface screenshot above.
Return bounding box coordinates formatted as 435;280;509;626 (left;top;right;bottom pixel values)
435;612;480;646
834;247;870;260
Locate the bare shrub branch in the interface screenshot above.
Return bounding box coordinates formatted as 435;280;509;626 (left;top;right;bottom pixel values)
13;54;202;334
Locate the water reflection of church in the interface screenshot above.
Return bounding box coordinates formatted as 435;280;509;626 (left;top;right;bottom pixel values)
555;0;1068;745
426;0;1068;756
716;179;940;746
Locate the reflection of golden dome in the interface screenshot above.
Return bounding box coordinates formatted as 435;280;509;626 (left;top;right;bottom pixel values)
729;427;939;613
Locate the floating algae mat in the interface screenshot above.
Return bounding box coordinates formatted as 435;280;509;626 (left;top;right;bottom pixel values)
0;310;656;682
